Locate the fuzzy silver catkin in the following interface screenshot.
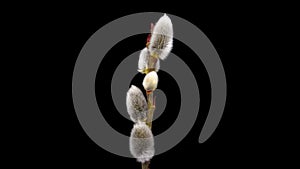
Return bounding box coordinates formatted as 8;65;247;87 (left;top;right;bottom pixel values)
138;47;160;73
126;85;148;123
149;14;173;60
129;122;154;163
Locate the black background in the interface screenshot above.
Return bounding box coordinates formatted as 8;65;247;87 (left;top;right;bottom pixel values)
13;2;293;168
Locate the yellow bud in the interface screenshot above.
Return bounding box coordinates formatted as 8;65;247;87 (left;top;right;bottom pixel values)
142;71;158;92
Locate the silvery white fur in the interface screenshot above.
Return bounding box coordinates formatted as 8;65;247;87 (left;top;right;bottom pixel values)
126;85;148;122
138;47;160;73
149;14;173;60
129;122;155;163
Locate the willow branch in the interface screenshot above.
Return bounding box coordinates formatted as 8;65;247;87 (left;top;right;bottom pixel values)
146;92;155;129
142;161;150;169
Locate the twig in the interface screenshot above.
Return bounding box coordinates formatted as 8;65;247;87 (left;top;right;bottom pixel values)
142;161;150;169
144;90;155;169
146;92;155;129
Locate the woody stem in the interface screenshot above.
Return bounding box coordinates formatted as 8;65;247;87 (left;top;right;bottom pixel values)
142;161;150;169
146;92;155;129
144;91;154;169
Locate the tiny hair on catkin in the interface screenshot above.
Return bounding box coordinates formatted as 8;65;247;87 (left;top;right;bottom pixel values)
129;122;154;163
149;14;173;60
126;85;148;123
138;47;160;74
